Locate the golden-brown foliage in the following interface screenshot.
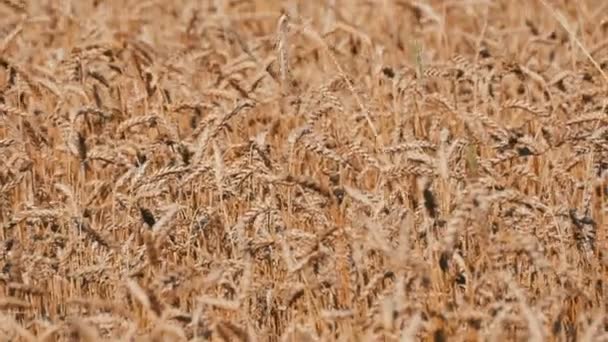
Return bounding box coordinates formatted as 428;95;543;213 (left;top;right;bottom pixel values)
1;0;608;341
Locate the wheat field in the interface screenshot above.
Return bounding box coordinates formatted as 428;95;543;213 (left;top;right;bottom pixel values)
0;0;607;341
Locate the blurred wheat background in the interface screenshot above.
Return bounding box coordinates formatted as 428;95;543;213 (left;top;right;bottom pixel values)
1;0;608;341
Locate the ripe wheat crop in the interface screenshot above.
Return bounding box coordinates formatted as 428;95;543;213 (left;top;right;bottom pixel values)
0;0;607;341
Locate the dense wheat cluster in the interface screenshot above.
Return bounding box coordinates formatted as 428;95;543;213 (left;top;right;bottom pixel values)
1;0;608;340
